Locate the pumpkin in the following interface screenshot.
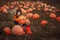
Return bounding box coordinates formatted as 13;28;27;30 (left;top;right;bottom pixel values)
3;5;9;9
44;7;49;12
23;5;28;9
26;13;33;18
12;25;25;35
48;9;52;12
3;27;11;35
11;2;14;5
56;16;60;22
9;5;14;9
31;5;34;8
26;3;30;7
33;13;40;19
16;1;19;4
27;8;33;13
18;5;23;8
13;2;16;5
32;8;36;10
2;8;8;13
37;8;41;11
21;8;27;14
49;13;56;19
40;20;48;26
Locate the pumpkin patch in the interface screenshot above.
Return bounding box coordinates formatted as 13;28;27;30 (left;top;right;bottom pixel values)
0;1;60;40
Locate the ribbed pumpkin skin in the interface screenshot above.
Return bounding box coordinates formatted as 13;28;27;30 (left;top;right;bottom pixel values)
11;25;25;35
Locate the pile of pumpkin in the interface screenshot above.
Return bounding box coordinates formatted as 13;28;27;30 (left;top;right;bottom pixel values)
0;1;60;36
3;12;60;35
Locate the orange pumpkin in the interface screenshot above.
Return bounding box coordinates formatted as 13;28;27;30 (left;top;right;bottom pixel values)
48;9;52;12
16;1;19;4
9;5;14;9
11;2;14;5
23;5;28;9
18;5;23;8
44;7;49;11
27;8;33;13
13;1;16;5
26;13;33;18
31;5;34;8
3;27;11;35
56;16;60;22
33;13;40;19
40;20;48;26
49;13;56;19
37;8;41;11
2;8;8;13
12;25;25;35
21;8;27;14
3;5;9;9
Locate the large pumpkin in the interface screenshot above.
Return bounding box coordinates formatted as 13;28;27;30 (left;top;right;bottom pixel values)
12;25;25;35
26;13;33;18
49;13;56;19
56;16;60;22
40;20;48;26
33;13;40;19
3;27;11;35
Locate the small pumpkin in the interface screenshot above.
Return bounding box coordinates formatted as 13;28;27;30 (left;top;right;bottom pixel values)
33;13;40;19
49;13;56;19
44;7;49;12
21;8;27;14
3;27;11;35
27;8;33;13
40;20;48;26
56;16;60;22
2;8;8;13
26;13;33;18
9;5;14;9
